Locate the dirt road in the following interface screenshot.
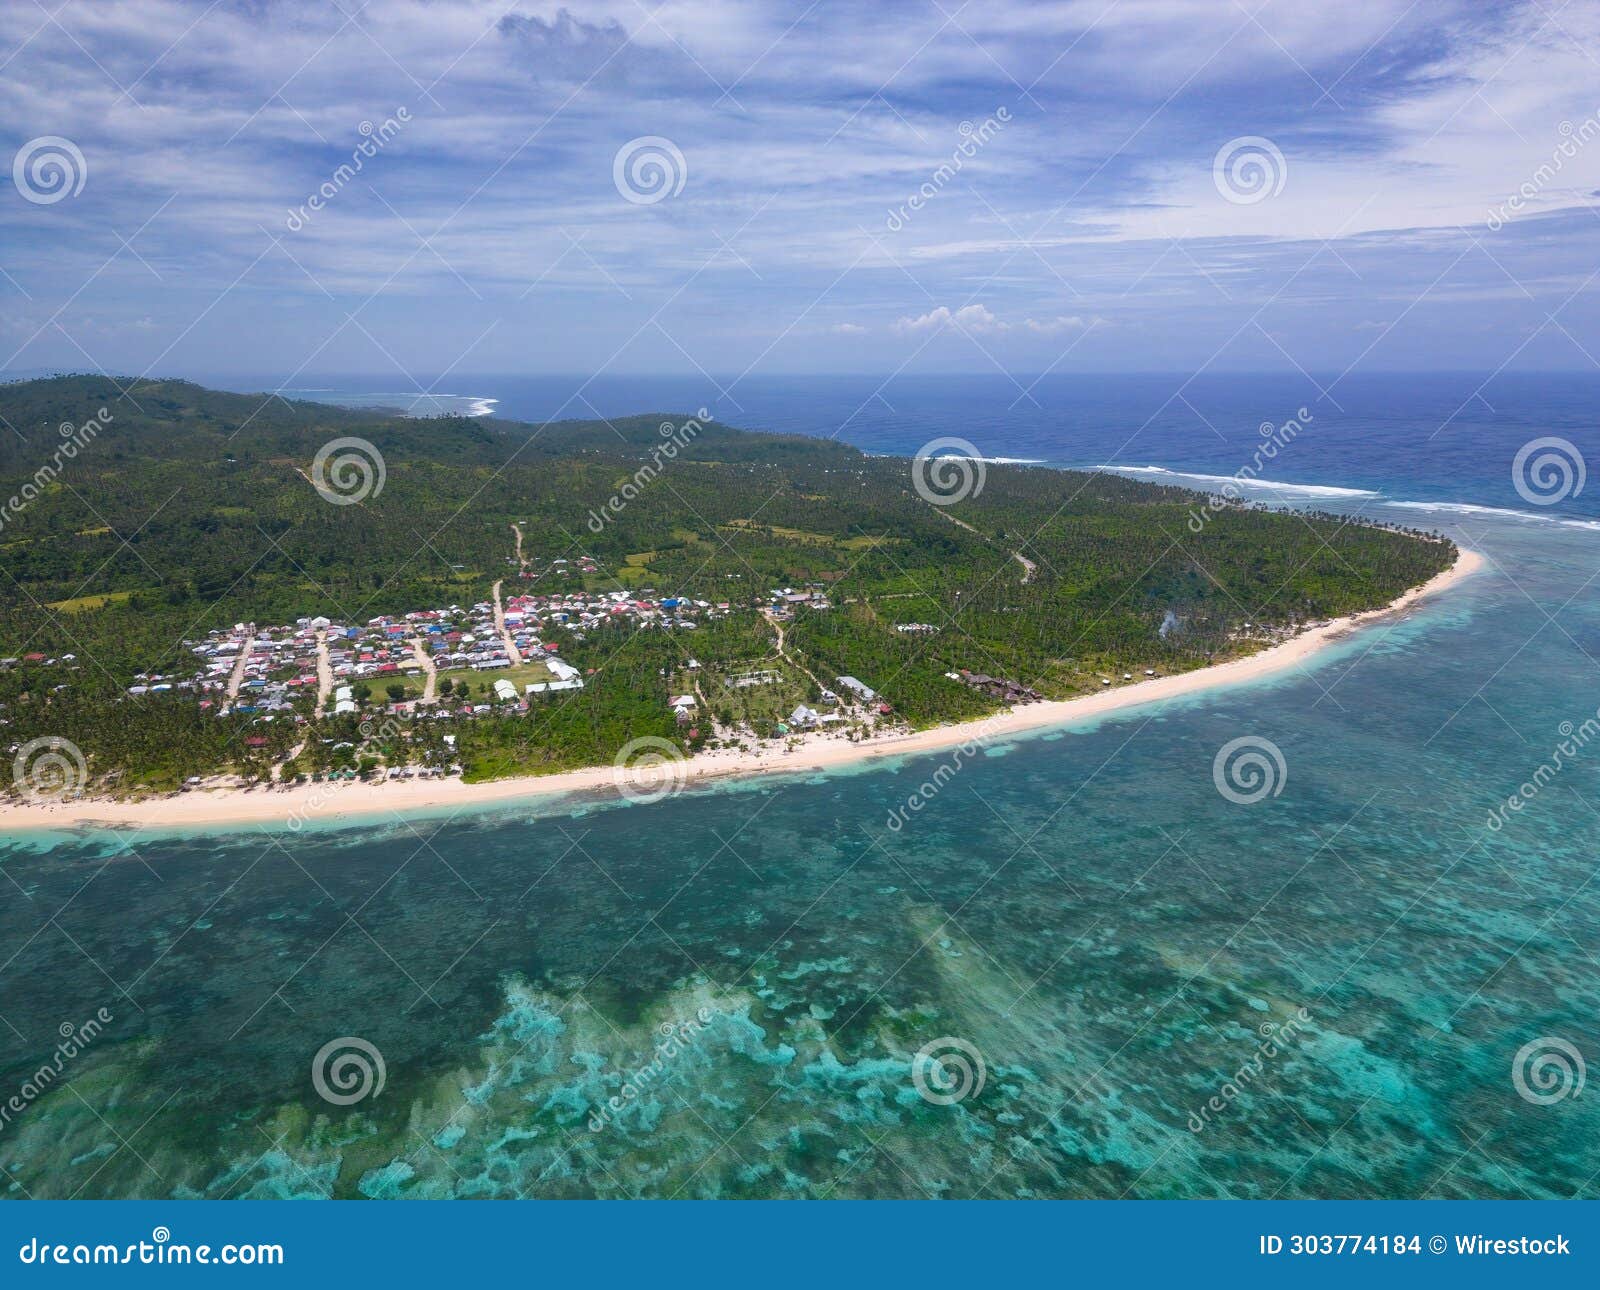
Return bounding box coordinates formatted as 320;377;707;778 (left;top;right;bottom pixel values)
409;636;438;702
491;579;524;665
314;630;333;715
223;630;255;712
928;502;1037;584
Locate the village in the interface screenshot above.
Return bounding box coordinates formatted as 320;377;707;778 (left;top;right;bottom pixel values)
1;525;1063;793
168;580;728;720
77;542;942;784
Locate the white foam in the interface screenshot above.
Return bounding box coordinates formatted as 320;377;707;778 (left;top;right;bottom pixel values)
1096;465;1377;498
1384;500;1600;530
286;390;498;418
1071;464;1600;532
406;392;497;417
1385;501;1539;521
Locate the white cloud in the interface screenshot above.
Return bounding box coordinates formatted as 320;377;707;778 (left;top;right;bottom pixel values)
0;0;1592;376
1023;316;1092;334
892;305;1094;335
895;304;1001;334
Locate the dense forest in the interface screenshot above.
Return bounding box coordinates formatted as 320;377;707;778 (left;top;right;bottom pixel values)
0;375;1456;795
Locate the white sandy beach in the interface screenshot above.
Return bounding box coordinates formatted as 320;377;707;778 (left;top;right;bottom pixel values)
0;548;1483;834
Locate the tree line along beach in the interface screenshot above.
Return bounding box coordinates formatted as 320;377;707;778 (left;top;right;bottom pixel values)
0;376;1464;830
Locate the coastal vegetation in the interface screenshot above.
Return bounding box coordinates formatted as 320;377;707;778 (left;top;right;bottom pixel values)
0;376;1455;796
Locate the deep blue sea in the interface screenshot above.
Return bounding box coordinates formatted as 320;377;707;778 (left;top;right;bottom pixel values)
275;370;1600;519
2;373;1597;1198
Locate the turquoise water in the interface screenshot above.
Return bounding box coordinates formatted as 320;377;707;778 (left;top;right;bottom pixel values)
2;489;1598;1198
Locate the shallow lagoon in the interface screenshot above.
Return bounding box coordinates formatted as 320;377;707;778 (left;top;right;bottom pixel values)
1;499;1597;1199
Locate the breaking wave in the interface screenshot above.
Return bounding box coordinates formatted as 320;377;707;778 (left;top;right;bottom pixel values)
1096;465;1377;498
1385;501;1600;531
1099;465;1600;531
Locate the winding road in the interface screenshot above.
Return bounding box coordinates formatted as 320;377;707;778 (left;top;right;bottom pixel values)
927;502;1037;585
769;615;828;694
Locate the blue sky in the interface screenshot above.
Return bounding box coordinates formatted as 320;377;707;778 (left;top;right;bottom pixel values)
2;0;1599;385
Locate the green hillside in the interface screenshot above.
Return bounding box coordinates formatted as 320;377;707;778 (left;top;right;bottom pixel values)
0;375;1455;794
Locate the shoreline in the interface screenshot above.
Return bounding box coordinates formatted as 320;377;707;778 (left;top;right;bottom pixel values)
0;548;1483;835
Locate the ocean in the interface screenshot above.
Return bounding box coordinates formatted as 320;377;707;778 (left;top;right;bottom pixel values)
1;373;1596;1198
276;369;1598;518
